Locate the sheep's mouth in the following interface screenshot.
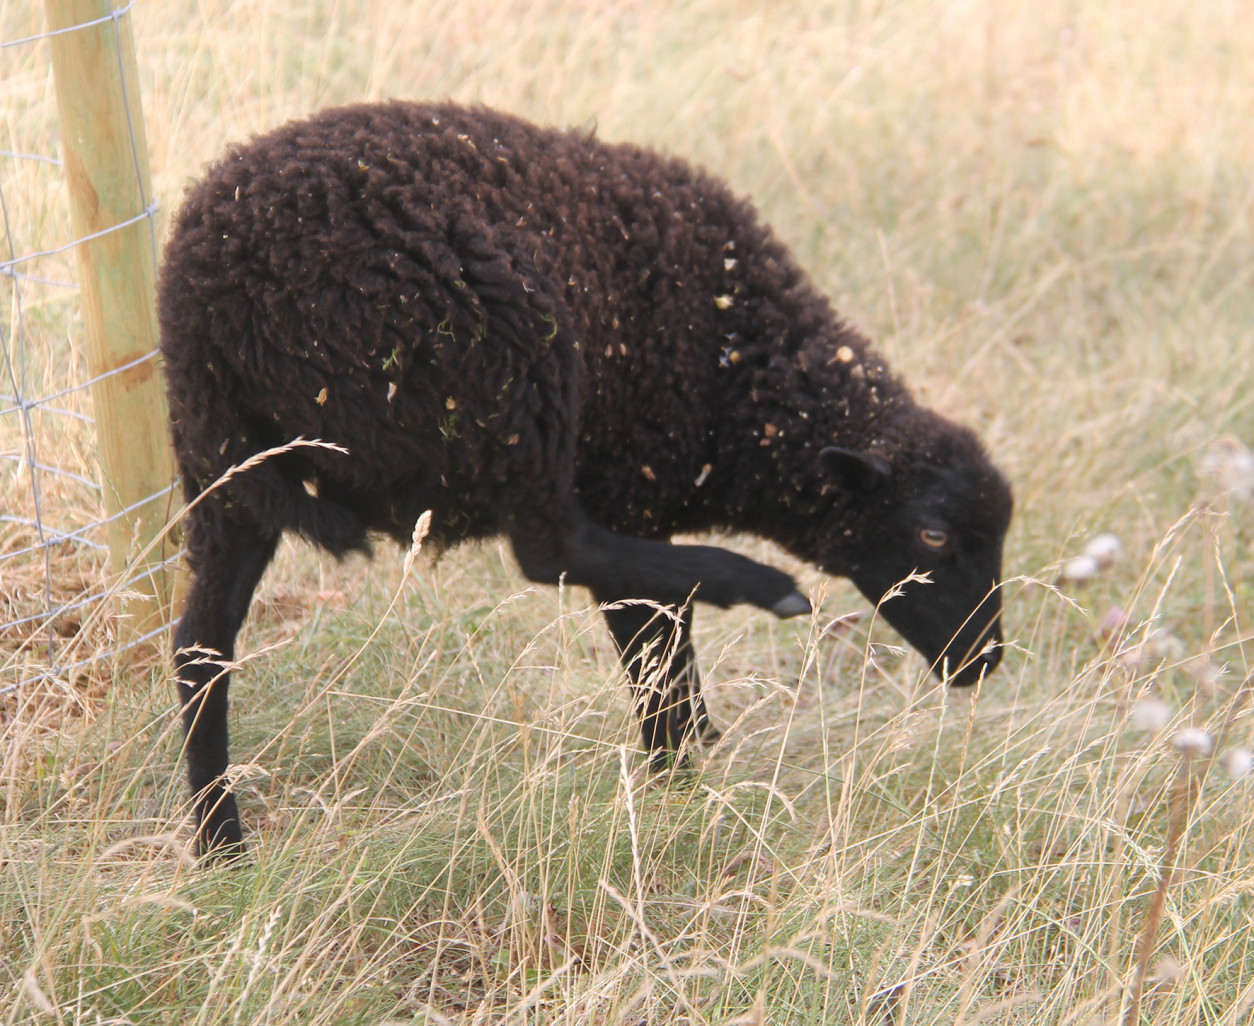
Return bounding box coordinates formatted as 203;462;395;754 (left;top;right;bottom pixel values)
938;639;1002;687
850;570;1005;687
924;614;1003;687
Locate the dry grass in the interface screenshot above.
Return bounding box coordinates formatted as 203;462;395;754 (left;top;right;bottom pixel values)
3;0;1254;1022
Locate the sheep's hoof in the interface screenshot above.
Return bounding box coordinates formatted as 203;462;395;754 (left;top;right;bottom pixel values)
198;839;248;865
771;591;811;619
194;813;246;864
645;748;699;783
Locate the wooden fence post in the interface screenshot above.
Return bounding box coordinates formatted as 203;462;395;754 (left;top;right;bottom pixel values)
44;0;176;643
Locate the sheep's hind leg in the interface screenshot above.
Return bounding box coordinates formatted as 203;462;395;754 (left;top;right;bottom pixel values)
598;599;720;773
174;518;279;859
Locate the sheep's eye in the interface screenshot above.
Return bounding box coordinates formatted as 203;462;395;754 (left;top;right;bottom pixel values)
918;527;950;550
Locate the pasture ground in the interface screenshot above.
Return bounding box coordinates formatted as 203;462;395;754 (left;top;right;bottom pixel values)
2;1;1253;1022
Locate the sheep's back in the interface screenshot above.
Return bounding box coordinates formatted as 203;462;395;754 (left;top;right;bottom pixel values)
160;102;782;541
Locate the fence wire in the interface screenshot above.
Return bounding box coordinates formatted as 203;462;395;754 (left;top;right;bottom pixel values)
1;4;175;698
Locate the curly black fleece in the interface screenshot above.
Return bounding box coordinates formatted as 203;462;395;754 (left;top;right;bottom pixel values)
161;100;992;573
160;101;1015;856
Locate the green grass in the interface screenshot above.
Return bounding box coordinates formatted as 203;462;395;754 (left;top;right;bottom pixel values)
4;0;1254;1022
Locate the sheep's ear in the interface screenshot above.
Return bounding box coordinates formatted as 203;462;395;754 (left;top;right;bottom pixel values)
819;446;891;494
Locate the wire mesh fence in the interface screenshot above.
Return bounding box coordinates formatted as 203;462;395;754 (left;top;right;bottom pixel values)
1;2;176;699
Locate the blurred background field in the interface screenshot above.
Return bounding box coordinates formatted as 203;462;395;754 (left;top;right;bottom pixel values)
2;1;1253;1023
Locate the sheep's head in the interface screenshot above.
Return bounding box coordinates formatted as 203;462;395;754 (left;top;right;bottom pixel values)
816;429;1012;687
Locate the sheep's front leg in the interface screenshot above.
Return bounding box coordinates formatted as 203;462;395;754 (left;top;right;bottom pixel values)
598;599;719;772
512;512;805;766
510;514;810;617
173;522;278;859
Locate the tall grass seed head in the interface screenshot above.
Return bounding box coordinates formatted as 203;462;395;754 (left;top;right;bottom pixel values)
1062;553;1100;583
1130;698;1173;732
1198;435;1254;500
1062;531;1122;584
1220;747;1253;779
1181;655;1223;692
1172;727;1213;756
822;610;865;637
1083;532;1122;568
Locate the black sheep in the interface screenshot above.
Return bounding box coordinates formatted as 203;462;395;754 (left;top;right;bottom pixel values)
159;101;1013;857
